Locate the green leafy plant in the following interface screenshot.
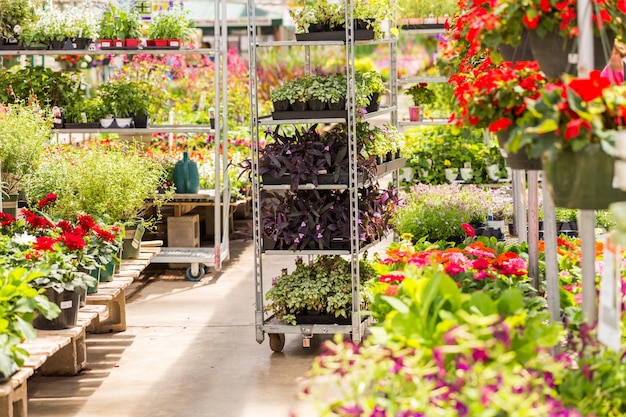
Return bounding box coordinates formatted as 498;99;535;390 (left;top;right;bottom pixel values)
98;79;152;118
24;141;171;226
404;83;436;106
98;5;141;40
63;97;106;123
0;103;53;194
147;6;195;41
265;256;376;325
0;0;38;42
0;66;84;108
392;183;498;242
0;266;61;377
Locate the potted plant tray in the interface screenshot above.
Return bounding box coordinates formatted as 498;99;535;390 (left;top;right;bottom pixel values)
145;39;181;49
293;310;351;325
271;109;347;120
295;29;374;41
62;122;102;129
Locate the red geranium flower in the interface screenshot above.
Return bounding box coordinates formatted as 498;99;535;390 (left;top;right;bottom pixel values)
568;70;610;102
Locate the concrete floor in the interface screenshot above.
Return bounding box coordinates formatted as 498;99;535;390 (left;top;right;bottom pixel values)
26;238;332;417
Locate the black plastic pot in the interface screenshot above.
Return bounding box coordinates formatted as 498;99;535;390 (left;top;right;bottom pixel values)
33;288;80;330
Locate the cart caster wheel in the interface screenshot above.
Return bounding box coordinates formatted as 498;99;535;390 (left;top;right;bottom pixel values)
269;333;285;352
186;266;205;281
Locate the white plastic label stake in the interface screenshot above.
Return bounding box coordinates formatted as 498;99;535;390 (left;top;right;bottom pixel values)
598;234;622;352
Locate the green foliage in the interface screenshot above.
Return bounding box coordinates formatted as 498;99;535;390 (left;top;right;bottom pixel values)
265;256;376;325
98;79;152;118
24;142;170;224
63;97;106;123
0;66;84;108
98;5;141;40
403;125;505;185
392;183;510;242
0;0;38;41
0;266;61;377
0;103;53;194
398;0;458;18
147;6;195;41
403;83;436;106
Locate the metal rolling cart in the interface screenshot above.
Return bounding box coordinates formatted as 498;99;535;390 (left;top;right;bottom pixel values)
247;0;399;351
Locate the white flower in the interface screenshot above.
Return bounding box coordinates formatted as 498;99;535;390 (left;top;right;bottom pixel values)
13;232;36;246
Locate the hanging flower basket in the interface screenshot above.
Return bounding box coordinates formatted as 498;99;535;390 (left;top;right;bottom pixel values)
528;29;614;79
496;128;542;171
543;143;626;210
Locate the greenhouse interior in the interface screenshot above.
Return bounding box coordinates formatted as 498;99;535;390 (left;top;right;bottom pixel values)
0;0;625;416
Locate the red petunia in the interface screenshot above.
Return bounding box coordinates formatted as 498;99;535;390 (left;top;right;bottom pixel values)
488;117;513;132
618;0;626;13
93;226;116;242
523;13;540;29
37;193;58;209
22;209;54;230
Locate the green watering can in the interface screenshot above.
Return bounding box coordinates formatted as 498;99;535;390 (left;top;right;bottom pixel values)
173;151;199;194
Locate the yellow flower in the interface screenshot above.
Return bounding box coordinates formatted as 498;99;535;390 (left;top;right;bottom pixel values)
444;160;451;166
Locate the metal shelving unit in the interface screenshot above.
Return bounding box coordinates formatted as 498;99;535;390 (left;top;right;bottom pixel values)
248;1;398;352
398;26;452;127
1;2;231;275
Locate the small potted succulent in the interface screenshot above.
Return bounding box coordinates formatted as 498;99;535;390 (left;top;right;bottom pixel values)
146;5;195;48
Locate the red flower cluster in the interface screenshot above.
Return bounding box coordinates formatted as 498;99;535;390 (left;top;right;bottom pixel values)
450;57;546;132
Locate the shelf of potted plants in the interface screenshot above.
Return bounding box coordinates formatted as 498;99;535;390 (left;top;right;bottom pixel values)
5;1;232;273
248;0;400;351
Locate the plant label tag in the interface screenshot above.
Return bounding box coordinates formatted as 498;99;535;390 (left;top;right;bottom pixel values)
60;300;73;310
598;234;622;352
80;112;87;123
132;225;145;249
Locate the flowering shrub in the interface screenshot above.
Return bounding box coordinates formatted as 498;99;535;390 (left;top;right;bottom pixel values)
450;56;546;133
508;70;626;158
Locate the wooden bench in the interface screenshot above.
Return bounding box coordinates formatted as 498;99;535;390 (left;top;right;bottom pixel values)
0;308;100;417
85;242;161;333
0;243;161;417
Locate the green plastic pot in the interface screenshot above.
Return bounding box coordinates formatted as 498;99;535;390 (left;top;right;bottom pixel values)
543;144;626;210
